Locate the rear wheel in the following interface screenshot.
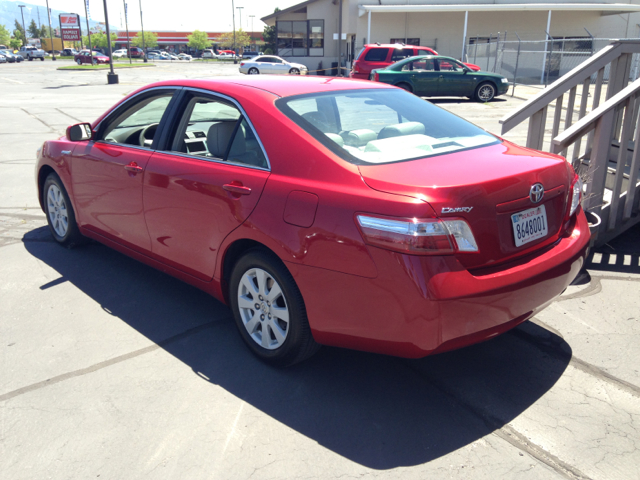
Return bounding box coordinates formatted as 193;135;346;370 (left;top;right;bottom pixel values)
289;68;300;75
40;56;44;61
396;82;413;93
43;173;86;248
28;56;33;61
475;82;496;102
76;59;82;65
229;250;320;366
248;67;259;75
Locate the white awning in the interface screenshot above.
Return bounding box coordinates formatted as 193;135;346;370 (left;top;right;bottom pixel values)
358;3;640;17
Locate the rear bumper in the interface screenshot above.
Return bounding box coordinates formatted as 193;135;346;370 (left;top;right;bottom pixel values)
350;72;368;80
288;210;589;358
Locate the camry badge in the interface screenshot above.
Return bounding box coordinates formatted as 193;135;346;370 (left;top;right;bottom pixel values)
442;207;473;214
530;183;544;203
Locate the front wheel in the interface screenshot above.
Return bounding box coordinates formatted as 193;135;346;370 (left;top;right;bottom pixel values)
475;82;496;102
248;67;259;75
43;173;86;248
229;250;320;366
289;68;300;75
28;56;33;61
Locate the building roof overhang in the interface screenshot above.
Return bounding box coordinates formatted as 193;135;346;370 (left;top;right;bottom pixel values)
358;3;640;17
261;0;318;24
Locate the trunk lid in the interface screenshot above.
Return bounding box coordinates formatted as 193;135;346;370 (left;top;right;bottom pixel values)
358;141;572;270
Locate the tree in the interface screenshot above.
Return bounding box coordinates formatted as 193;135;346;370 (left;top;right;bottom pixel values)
92;32;117;49
10;37;22;50
217;29;251;50
28;19;40;38
0;24;11;46
187;30;211;51
131;31;158;49
40;24;56;39
263;25;276;54
14;20;25;45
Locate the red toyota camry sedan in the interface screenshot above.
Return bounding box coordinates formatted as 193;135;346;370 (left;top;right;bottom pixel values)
35;76;589;366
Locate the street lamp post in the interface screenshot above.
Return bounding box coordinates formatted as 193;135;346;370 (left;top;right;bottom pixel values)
139;0;147;62
45;0;55;60
249;15;254;49
232;0;237;64
18;5;27;47
236;6;243;56
123;0;131;64
102;0;118;84
83;0;93;65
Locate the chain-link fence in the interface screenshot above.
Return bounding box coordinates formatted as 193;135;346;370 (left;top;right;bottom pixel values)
465;33;640;88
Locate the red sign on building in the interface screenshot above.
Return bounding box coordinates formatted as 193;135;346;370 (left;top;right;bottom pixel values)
60;14;81;41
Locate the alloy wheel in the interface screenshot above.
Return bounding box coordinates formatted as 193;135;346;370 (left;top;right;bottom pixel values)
237;267;289;350
47;184;69;238
478;84;495;102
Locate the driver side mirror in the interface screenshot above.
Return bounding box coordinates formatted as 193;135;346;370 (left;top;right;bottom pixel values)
66;123;93;142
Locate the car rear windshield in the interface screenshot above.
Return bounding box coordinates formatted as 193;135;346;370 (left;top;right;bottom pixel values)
364;48;389;62
276;89;499;165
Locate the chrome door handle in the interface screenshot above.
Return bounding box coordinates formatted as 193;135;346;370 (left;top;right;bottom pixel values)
223;183;252;195
124;163;143;173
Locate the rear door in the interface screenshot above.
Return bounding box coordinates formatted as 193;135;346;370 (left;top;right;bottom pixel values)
142;89;271;280
361;47;390;77
404;58;439;96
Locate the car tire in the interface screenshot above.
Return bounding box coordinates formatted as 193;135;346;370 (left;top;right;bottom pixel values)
396;82;413;93
229;249;321;367
289;68;300;75
43;173;86;248
475;82;496;102
76;59;82;65
28;56;33;61
40;57;44;61
248;67;259;75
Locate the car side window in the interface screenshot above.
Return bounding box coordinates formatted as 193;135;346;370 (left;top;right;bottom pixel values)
417;49;432;56
100;93;174;148
438;59;466;72
168;93;268;169
391;48;415;62
364;48;389;62
402;59;436;72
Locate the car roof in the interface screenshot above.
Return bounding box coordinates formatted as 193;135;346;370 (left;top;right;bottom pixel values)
148;76;394;98
364;44;431;49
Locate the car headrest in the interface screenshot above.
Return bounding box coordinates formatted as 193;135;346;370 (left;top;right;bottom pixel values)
377;121;426;140
325;133;344;147
207;121;238;158
341;129;377;147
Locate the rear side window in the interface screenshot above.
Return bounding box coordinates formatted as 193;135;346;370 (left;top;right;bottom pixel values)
391;48;415;62
364;48;389;62
418;49;433;56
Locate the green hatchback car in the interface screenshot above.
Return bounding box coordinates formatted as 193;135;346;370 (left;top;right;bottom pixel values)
370;55;509;102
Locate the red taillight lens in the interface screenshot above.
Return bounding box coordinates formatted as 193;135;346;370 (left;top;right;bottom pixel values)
374;72;379;82
355;215;478;255
240;62;245;66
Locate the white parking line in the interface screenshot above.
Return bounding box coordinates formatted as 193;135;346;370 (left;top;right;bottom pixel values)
0;77;23;84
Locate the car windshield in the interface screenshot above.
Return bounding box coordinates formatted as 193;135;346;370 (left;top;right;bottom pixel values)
277;89;499;165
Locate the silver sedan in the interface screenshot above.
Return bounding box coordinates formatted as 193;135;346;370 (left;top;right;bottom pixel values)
239;55;308;75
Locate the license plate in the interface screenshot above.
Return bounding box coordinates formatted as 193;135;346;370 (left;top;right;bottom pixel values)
511;205;548;247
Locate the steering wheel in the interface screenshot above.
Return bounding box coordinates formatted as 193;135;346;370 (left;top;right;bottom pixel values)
139;123;159;147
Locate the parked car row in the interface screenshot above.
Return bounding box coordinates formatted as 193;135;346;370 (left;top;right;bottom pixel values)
0;49;24;62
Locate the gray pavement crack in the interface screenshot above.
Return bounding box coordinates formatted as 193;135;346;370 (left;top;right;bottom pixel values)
509;323;640;399
398;358;592;480
0;322;215;402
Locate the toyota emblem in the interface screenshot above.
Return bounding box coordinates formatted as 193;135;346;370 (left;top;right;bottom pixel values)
530;183;544;203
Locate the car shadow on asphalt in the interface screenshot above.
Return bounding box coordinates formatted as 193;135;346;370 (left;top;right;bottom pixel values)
23;226;571;469
584;222;640;274
429;97;508;104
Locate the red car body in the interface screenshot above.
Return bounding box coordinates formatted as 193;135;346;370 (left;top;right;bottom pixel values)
351;44;481;80
35;77;589;361
74;50;109;65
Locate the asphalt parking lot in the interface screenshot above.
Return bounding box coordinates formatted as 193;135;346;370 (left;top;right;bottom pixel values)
1;60;639;479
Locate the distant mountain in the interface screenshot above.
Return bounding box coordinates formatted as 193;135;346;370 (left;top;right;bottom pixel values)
0;0;115;35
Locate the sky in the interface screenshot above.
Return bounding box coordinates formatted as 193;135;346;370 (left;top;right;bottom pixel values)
1;0;303;32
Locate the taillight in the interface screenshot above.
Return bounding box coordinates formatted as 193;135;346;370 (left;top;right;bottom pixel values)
569;174;583;217
240;62;245;66
355;215;478;255
374;72;379;82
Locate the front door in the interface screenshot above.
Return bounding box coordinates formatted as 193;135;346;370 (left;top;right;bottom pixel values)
142;90;271;280
71;89;178;253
